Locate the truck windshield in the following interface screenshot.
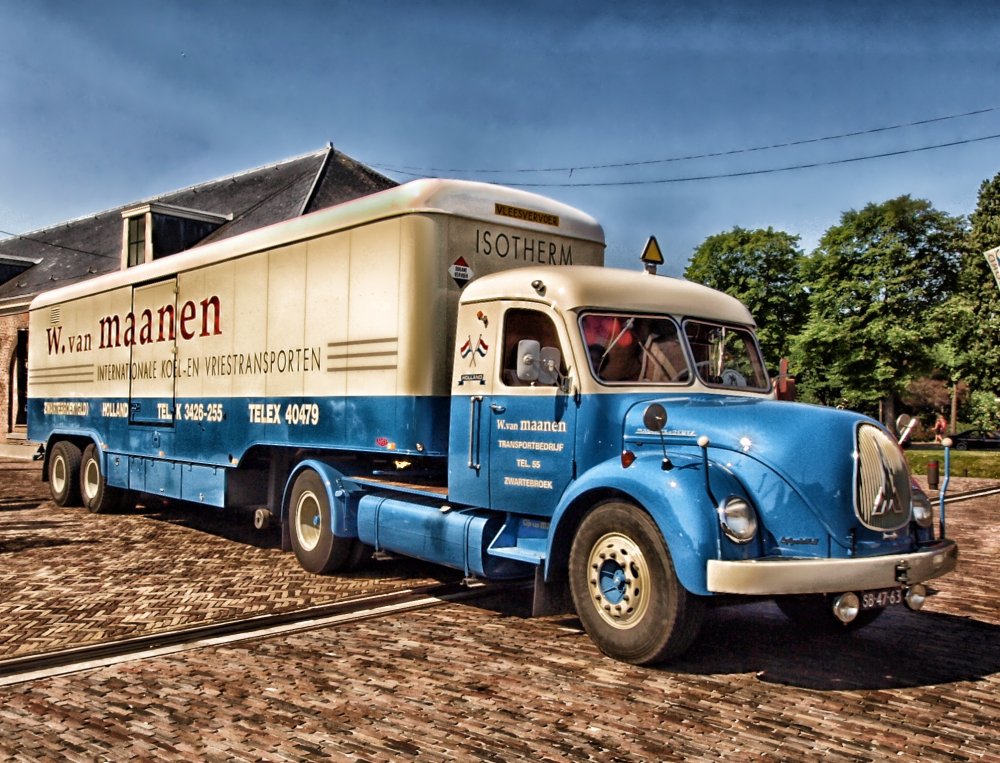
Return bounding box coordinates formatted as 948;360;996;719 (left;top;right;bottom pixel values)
580;313;690;384
580;312;769;390
683;320;769;390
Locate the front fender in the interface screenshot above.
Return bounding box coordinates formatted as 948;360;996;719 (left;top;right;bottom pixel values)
282;459;362;538
547;451;754;595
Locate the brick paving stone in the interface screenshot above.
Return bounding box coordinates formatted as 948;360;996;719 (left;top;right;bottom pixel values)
0;459;458;657
0;460;998;760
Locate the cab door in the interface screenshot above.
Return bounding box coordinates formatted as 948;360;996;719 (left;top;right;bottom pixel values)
487;305;576;517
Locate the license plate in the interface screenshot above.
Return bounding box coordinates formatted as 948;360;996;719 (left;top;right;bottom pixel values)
860;587;904;611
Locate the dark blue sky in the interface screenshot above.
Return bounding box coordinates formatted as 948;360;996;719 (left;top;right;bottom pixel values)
2;0;999;274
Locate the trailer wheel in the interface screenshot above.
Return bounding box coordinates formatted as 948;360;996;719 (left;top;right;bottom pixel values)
80;444;132;514
776;594;884;632
48;441;82;507
569;500;703;665
288;469;356;574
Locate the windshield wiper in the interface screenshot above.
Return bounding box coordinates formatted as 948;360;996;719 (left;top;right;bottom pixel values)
601;317;635;363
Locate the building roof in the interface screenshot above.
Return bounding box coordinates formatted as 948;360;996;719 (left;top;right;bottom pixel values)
0;146;395;313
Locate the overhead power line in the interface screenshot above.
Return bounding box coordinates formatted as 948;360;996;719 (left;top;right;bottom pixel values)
0;229;117;260
372;104;1000;178
380;133;1000;188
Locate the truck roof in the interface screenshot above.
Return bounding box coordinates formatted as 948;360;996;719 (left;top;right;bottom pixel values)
459;265;756;326
30;179;605;310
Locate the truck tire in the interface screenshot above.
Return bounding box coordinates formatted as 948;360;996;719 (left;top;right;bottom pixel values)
569;500;704;665
80;444;132;514
48;441;83;507
776;594;884;632
288;468;356;574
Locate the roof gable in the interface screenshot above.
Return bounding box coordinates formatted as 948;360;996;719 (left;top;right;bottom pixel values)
0;146;395;312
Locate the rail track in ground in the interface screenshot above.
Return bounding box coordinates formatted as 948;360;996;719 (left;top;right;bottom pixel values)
0;579;525;687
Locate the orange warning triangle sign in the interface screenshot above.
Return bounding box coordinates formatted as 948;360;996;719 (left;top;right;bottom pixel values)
641;236;664;266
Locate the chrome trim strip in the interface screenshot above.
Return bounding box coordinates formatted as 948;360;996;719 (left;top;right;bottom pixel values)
706;540;958;595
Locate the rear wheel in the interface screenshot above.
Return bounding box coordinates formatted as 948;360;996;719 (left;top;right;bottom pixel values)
288;469;356;574
776;594;884;632
569;500;703;665
80;444;132;514
48;441;82;507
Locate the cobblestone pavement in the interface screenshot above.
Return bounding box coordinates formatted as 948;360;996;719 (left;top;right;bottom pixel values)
0;459;998;761
0;460;457;658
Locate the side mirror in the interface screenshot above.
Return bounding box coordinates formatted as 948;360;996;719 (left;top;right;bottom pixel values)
517;339;541;382
643;403;672;470
643;403;668;432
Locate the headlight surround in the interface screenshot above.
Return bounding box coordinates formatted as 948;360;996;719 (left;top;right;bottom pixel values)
911;488;933;528
717;496;758;544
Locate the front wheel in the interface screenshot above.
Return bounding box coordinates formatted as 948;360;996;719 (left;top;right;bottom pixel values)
288;469;357;574
569;500;704;665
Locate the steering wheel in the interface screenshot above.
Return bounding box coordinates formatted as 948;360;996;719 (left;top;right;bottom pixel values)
721;368;747;387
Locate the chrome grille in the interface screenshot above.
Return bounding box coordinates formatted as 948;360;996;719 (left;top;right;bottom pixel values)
855;424;911;531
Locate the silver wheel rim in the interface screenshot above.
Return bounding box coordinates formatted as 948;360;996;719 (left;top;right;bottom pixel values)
295;490;323;552
82;458;100;502
587;531;652;629
52;455;67;496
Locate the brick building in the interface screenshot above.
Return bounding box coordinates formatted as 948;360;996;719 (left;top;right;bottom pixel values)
0;146;395;446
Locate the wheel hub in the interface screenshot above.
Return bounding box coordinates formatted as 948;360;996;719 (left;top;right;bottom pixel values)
52;457;67;495
587;532;651;629
295;491;323;551
83;459;100;501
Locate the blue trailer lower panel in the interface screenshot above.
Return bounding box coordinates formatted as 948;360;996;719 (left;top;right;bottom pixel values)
28;394;452;467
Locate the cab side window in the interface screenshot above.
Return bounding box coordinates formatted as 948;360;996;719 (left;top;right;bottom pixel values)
501;308;564;387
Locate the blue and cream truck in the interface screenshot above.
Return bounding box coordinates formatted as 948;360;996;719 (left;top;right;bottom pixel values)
28;179;958;664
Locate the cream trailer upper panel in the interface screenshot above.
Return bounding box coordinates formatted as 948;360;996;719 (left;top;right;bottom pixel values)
29;179;605;311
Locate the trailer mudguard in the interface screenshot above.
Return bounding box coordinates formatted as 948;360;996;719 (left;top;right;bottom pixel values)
282;459;362;539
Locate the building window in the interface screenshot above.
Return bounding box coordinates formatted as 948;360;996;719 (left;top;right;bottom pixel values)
121;204;229;270
151;213;221;260
127;215;146;267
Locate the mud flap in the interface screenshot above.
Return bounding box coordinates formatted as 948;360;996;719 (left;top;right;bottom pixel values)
532;565;573;617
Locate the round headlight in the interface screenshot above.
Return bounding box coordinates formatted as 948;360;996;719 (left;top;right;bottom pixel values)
717;497;758;544
911;488;933;528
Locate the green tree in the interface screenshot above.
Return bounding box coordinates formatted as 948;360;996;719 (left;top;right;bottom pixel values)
685;227;807;366
926;172;1000;429
792;196;966;426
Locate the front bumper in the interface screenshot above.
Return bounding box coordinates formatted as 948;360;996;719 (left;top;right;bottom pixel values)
706;540;958;595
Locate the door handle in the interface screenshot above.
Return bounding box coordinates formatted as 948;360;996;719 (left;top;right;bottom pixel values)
468;396;483;471
490;403;506;414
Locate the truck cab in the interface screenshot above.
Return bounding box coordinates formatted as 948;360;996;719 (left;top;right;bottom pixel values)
444;264;957;664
